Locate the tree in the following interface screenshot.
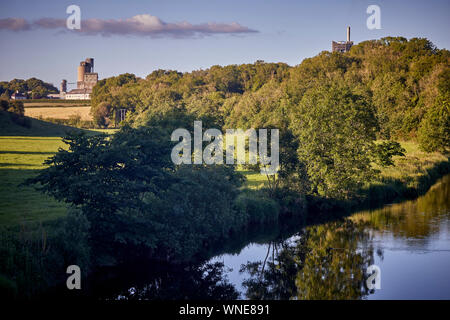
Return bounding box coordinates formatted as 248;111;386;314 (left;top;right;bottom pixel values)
290;83;379;199
92;101;111;127
418;94;450;152
371;141;406;167
7;100;25;116
28;115;245;262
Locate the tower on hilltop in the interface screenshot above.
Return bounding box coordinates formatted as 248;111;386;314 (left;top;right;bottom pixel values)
332;26;353;53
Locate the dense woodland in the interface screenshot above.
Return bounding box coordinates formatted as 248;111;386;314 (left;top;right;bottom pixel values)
91;37;449;152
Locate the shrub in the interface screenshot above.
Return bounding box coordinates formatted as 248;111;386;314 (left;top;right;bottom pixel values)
235;191;279;225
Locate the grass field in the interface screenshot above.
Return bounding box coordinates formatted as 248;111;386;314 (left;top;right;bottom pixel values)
374;141;448;189
24;102;90;107
25;106;92;121
0;136;69;226
0;112;116;226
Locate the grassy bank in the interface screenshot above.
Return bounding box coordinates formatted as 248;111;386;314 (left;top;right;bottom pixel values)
361;141;450;206
0;112;448;228
0;137;68;226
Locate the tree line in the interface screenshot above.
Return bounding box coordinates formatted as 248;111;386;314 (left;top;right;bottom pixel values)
0;78;58;99
91;37;449;153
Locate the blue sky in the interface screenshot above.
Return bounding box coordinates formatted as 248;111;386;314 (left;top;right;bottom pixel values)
1;0;449;90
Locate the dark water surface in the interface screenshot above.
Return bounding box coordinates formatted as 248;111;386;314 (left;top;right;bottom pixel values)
87;175;450;300
210;174;450;299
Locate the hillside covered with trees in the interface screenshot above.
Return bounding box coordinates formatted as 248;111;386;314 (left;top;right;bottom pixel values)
91;37;449;153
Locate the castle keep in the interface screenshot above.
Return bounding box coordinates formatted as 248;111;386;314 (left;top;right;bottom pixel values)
63;58;98;100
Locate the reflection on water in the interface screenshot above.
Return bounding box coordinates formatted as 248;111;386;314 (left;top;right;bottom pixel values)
238;219;376;299
91;175;450;300
90;262;239;300
214;174;450;300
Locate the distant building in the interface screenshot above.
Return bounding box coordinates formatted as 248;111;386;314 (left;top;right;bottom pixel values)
60;79;67;93
65;88;91;100
47;93;62;99
65;58;98;100
11;91;27;100
332;26;353;53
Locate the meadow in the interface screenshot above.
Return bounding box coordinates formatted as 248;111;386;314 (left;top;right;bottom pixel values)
0;136;68;225
0;112;115;226
23;99;93;125
25;106;92;121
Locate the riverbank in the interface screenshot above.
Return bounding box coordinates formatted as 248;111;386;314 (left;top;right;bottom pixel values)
271;141;450;220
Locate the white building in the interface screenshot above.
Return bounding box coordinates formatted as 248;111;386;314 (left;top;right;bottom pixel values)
65;88;91;100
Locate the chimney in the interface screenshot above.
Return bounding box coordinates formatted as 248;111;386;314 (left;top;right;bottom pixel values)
347;26;351;42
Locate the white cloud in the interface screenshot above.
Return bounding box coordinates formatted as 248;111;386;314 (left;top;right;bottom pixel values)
0;14;258;38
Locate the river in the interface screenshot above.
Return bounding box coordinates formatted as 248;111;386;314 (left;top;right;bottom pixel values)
86;174;450;300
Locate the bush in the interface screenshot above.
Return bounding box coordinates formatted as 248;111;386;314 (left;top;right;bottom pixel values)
235;191;279;225
0;209;90;299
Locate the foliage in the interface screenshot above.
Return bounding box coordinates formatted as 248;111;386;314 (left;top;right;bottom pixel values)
371;141;406;167
290;83;379;199
418;93;450;152
27;116;247;262
0;100;31;128
0;78;58;99
235;191;280;225
86;37;449;198
0;209;90;299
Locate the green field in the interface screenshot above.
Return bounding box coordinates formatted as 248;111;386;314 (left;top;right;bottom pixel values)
0;112;116;226
0;136;68;225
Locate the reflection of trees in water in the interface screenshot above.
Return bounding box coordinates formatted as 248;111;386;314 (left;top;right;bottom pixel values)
241;219;379;300
93;175;449;300
351;175;450;243
95;262;239;300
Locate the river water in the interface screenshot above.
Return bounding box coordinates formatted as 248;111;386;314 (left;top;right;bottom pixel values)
87;175;450;300
210;174;450;300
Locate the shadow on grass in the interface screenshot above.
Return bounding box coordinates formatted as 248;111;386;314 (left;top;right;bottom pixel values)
0;163;40;167
0;111;98;137
0;151;56;155
0;168;67;226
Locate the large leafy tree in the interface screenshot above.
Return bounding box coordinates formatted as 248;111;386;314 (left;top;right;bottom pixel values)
290;83;379;199
418;93;450;152
28;114;245;262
